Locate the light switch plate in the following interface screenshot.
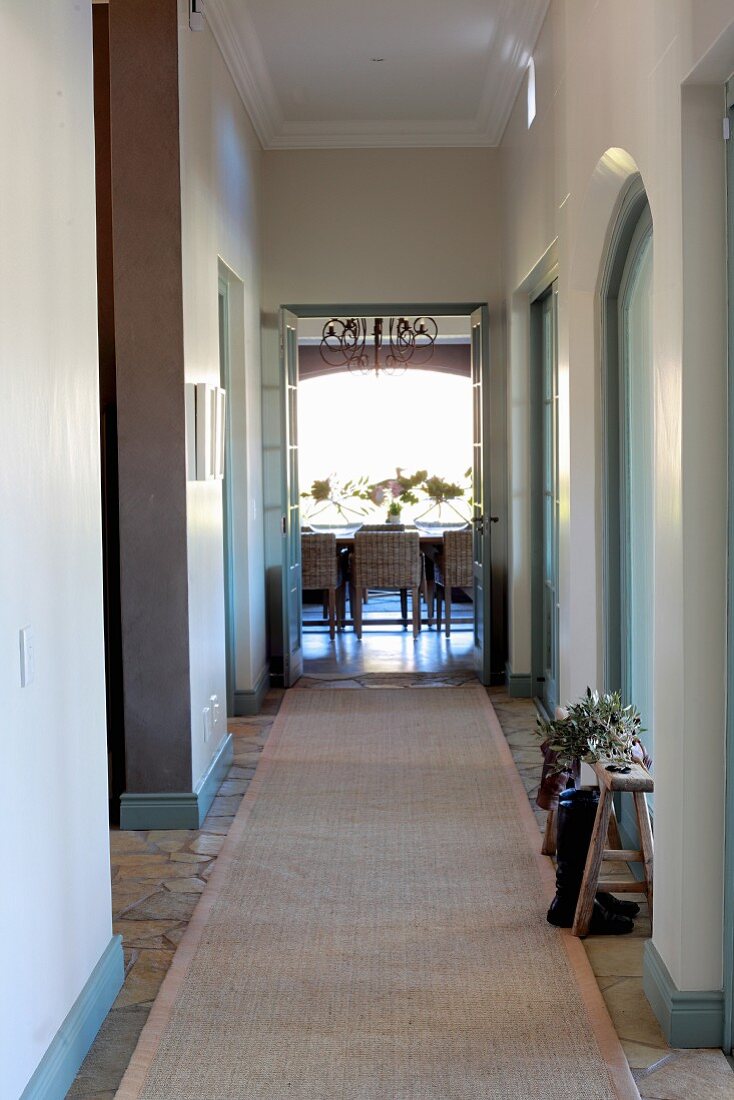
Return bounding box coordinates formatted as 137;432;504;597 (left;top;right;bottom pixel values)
19;626;35;687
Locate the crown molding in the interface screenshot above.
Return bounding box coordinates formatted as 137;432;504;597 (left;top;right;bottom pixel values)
205;0;550;151
478;0;551;145
205;0;283;148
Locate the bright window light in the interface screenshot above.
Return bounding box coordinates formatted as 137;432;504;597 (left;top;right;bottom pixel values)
298;370;472;526
527;57;536;128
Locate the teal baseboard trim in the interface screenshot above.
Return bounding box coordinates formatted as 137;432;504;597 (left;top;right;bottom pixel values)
505;663;532;698
195;732;234;823
20;935;124;1100
120;734;233;831
234;666;270;716
120;790;200;830
643;940;724;1048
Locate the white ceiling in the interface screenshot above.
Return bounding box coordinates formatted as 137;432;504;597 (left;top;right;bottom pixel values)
204;0;550;149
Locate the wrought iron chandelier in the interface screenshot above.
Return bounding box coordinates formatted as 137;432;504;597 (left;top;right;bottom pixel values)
318;316;438;376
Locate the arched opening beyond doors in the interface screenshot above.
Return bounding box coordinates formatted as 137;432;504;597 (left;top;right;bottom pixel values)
601;176;654;757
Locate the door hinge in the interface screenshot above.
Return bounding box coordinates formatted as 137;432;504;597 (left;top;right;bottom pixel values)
724;117;731;141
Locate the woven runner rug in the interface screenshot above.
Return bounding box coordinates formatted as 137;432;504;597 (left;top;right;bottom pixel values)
116;687;638;1100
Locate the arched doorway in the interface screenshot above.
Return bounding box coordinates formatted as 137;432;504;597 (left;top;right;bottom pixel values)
601;178;654;746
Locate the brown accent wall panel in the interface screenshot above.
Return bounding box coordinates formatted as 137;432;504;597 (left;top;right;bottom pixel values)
109;0;192;791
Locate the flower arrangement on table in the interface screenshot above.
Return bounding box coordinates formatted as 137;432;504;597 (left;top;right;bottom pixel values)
364;468;427;522
300;468;473;529
413;468;472;528
301;474;370;530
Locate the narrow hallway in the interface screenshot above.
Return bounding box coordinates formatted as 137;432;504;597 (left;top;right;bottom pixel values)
109;686;633;1099
68;683;734;1098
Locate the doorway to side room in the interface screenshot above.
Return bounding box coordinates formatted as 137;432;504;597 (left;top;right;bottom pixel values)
531;281;559;718
601;175;654;855
601;178;654;748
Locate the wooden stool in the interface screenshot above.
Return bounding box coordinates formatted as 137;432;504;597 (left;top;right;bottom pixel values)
572;760;654;937
542;798;624;858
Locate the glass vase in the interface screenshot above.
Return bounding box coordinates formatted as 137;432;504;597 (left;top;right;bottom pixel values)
304;498;364;536
413;499;469;533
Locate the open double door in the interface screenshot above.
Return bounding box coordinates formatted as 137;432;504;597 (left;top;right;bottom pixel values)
276;305;493;686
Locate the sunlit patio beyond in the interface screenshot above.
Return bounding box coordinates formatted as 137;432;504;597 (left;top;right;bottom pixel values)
298;369;473;527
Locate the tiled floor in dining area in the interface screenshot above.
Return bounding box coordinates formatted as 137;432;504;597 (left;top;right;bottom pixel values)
68;678;734;1099
302;587;475;676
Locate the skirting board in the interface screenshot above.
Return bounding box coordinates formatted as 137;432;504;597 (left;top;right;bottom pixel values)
119;733;233;830
20;935;124;1100
643;940;724;1048
234;666;270;716
505;663;532;698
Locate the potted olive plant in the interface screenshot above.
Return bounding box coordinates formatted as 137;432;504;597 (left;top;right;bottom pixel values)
536;688;644;794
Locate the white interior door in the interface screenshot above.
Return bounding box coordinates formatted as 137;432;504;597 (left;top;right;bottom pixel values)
280;308;303;686
471;306;492;683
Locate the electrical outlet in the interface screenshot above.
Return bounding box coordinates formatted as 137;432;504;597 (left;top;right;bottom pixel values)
210;694;220;733
19;627;35;687
202;705;212;742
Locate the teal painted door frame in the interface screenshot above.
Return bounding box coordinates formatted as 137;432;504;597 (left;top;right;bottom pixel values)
600;176;649;697
470;305;493;684
279;308;303;687
275;301;494;682
600;177;653;852
723;79;734;1056
530;281;559;714
617;205;654;742
218;277;236;716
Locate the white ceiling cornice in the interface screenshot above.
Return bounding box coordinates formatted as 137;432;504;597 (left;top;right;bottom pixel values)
205;0;283;148
204;0;550;150
476;0;551;146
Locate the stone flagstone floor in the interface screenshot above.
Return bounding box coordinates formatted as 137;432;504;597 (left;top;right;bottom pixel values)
67;680;734;1099
489;689;734;1100
67;695;282;1100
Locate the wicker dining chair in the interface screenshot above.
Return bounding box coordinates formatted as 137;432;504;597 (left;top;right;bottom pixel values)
360;524;406;531
301;532;343;639
350;531;422;638
435;529;473;637
355;524;407;612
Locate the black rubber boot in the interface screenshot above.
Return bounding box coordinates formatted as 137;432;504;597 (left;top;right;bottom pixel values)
546;787;634;935
597;891;640;918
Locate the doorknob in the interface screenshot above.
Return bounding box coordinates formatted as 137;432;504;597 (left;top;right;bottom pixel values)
490;516;499;524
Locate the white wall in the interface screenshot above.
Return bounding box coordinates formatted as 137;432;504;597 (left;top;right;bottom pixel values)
500;0;733;993
178;3;266;780
262;148;503;308
0;3;113;1095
